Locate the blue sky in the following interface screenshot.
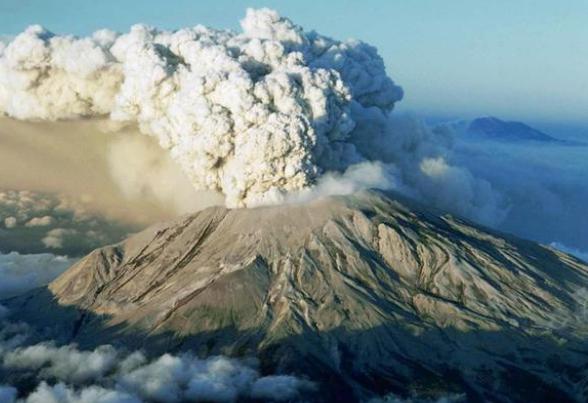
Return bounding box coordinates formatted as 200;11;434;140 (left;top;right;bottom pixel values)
1;0;587;124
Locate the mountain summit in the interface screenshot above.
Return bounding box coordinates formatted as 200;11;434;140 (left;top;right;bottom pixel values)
8;190;588;401
467;116;558;142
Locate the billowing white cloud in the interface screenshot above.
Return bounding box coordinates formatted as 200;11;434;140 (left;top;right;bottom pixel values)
0;8;404;209
284;161;397;205
0;9;508;229
21;382;140;403
4;344;119;384
0;308;315;402
118;354;261;402
3;7;585;252
20;7;588;262
0;25;121;120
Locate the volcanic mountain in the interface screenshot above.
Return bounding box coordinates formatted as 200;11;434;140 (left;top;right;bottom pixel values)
6;190;588;402
467;117;558;142
438;116;562;143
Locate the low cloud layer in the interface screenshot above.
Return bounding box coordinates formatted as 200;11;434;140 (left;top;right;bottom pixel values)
0;252;75;298
0;306;315;402
0;189;136;255
449;133;588;251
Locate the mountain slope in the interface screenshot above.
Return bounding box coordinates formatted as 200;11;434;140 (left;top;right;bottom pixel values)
8;190;588;401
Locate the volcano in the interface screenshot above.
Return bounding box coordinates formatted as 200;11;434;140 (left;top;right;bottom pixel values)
467;117;558;142
6;190;588;402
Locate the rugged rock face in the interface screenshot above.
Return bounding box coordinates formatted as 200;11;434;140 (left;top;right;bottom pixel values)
10;190;588;401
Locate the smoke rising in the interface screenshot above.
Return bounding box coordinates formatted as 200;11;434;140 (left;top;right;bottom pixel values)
0;8;506;231
0;8;585;252
106;134;224;215
0;117;221;223
0;8;404;208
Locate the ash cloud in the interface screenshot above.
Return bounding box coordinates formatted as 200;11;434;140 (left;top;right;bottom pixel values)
0;117;221;225
0;8;401;208
0;116;225;260
106;134;224;216
0;8;507;231
0;8;584;253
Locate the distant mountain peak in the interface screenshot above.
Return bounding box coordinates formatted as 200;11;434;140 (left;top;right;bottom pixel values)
467;116;557;141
